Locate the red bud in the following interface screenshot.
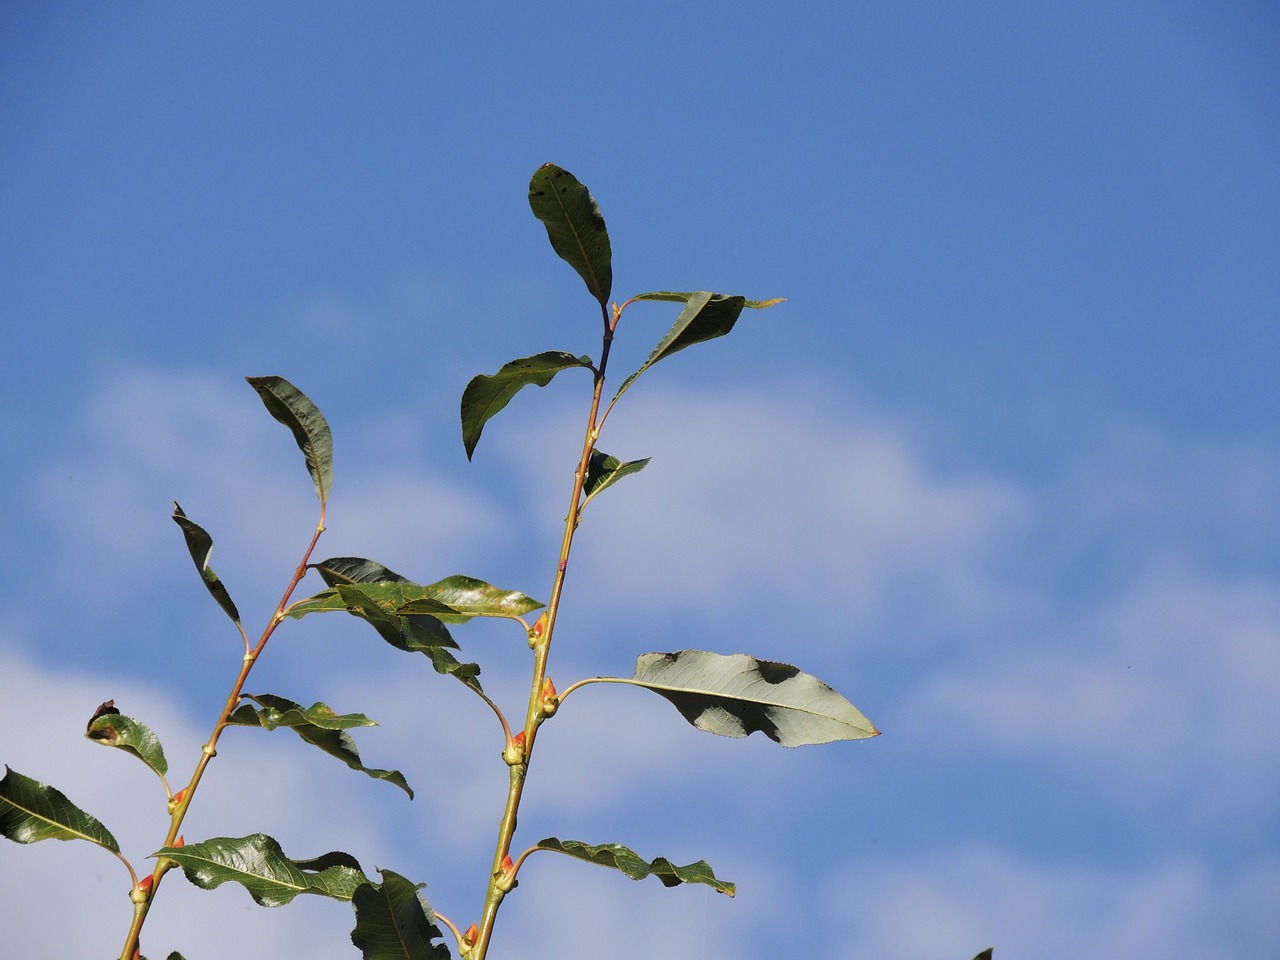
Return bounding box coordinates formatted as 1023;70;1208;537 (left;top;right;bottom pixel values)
174;835;185;848
501;854;514;873
463;923;478;945
139;875;153;892
512;730;525;747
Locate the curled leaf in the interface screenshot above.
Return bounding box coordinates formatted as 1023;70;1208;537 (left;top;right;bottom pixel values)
85;708;168;778
536;837;734;896
246;376;333;504
226;694;412;798
461;351;593;460
171;503;241;624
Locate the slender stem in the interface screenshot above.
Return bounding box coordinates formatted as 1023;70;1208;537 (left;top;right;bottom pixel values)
117;506;326;960
469;302;615;960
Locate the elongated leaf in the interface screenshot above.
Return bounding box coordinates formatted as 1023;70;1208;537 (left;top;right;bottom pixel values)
972;951;994;960
313;556;412;586
227;694;413;798
614;650;879;747
171;503;241;625
228;693;376;731
582;450;650;509
536;837;734;896
291;582;459;649
461;351;593;460
246;376;333;504
615;292;784;402
290;584;482;691
85;700;168;778
0;766;118;852
350;869;451;960
155;833;366;907
396;575;544;624
527;163;612;306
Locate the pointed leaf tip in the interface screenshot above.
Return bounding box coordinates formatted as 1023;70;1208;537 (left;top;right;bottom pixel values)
246;376;333;503
528;164;613;306
460;351;593;459
619;650;879;747
171;503;241;624
537;837;735;896
0;766;120;852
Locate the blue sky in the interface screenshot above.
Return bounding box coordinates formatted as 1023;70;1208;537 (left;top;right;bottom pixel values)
1;3;1277;958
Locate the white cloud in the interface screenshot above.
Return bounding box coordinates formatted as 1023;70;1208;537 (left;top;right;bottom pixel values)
822;844;1280;960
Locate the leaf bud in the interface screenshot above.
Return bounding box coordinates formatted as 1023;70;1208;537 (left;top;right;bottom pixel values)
494;854;518;893
129;875;153;903
174;835;185;848
168;787;186;815
502;730;526;766
528;613;547;648
463;923;478;946
540;677;559;717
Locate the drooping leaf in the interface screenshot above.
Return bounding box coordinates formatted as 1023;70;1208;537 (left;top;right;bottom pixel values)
614;292;784;402
460;351;593;460
85;700;168;778
535;837;734;897
246;376;333;504
171;503;241;625
614;650;879;747
226;694;413;798
527;163;612;306
155;833;366;907
290;582;459;649
289;584;482;691
228;693;376;731
0;766;119;852
396;575;544;624
582;450;650;509
350;869;451;960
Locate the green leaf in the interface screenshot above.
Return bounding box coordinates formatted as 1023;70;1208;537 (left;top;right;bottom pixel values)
615;650;879;747
527;163;612;306
313;556;413;586
0;766;119;852
350;869;451;960
535;837;734;897
171;503;241;625
615;292;784;402
226;694;413;799
155;833;367;907
460;351;593;460
291;582;459;649
246;376;333;504
84;700;168;778
972;951;994;960
582;450;650;509
290;583;483;691
396;575;544;624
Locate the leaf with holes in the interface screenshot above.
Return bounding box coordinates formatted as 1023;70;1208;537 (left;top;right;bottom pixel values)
246;376;333;504
610;650;879;747
535;837;734;896
350;869;451;960
85;701;168;779
0;766;119;852
614;292;784;402
528;163;612;306
226;694;412;798
155;834;367;907
461;351;593;460
171;503;241;625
